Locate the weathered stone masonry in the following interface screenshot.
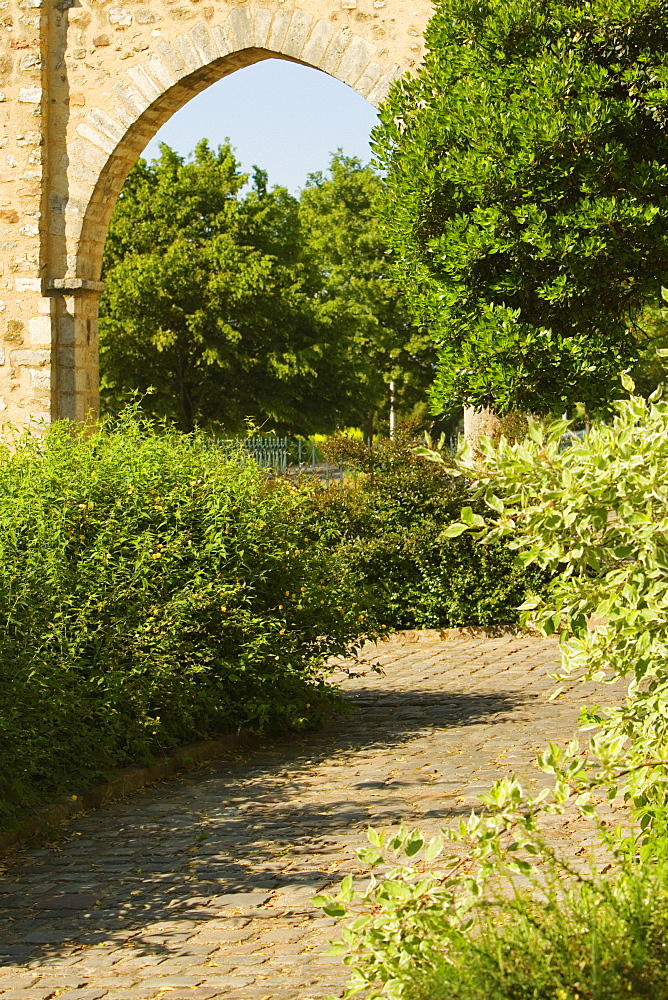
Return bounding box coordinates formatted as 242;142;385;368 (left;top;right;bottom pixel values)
0;0;431;433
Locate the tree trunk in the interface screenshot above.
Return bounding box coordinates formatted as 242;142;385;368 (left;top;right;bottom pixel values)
363;411;375;448
389;381;396;440
463;406;502;453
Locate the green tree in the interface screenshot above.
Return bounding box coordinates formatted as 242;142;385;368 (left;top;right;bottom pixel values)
100;141;319;433
630;290;668;398
372;0;668;418
298;153;436;437
100;145;436;436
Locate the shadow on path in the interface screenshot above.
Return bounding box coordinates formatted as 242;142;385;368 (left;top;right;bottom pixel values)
0;684;532;970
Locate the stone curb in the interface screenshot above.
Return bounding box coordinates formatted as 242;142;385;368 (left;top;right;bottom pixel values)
388;625;531;643
0;729;253;855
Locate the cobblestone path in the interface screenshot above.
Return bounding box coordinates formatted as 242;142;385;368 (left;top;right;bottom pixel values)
0;632;622;1000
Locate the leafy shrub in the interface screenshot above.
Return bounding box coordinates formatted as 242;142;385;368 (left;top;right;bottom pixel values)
318;813;668;1000
449;381;668;828
320;387;668;999
0;411;372;825
316;426;546;629
417;861;668;1000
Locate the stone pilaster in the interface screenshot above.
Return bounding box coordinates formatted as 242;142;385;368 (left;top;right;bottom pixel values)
46;280;101;422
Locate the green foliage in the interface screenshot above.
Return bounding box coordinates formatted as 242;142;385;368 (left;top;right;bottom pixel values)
320;388;668;998
630;288;668;398
417;862;668;1000
101;145;435;435
431;384;668;830
100;141;311;433
298;156;436;436
0;410;372;826
318;812;668;1000
314;427;544;629
444;385;668;829
373;0;668;416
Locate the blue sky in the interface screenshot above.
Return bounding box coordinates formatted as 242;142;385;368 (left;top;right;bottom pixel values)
142;58;380;193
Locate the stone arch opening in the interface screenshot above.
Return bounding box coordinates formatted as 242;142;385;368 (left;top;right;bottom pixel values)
48;16;404;422
0;0;431;431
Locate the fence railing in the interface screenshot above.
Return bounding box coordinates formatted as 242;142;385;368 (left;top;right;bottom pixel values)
209;436;327;476
211;434;461;478
243;435;292;472
209;435;291;472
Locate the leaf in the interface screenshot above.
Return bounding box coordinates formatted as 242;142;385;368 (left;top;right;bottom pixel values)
485;492;505;514
367;827;384;848
404;833;424;857
311;895;331;907
340;875;354;902
380;880;412;901
413;446;446;464
349;915;371;931
358;846;384;867
326;942;348;956
424;835;444;861
461;507;486;529
441;522;469;538
461;506;475;526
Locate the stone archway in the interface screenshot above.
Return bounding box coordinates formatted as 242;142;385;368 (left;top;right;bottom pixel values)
0;0;432;431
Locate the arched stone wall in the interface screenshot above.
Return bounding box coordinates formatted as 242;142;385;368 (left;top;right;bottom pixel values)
0;0;432;430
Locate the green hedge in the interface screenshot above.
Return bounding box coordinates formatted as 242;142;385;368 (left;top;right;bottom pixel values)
317;430;545;630
0;417;546;826
0;413;371;824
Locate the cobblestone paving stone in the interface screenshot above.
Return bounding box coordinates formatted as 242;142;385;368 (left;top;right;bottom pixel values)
0;632;625;1000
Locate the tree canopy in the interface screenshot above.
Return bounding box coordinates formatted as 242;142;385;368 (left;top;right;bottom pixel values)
100;142;434;434
372;0;668;417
